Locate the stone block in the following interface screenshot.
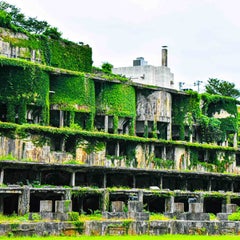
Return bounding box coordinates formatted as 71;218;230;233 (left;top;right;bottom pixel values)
128;201;143;213
40;200;52;212
55;200;72;213
226;204;237;213
111;201;124;212
128;212;149;221
217;213;231;221
40;212;54;220
178;213;210;221
174;202;184;213
189;203;203;213
102;212;128;219
53;213;69;221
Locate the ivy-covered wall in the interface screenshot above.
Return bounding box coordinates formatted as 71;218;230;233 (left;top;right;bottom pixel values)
50;74;95;112
0;27;92;72
43;38;92;72
172;91;200;140
201;93;238;134
0;65;49;124
96;82;136;117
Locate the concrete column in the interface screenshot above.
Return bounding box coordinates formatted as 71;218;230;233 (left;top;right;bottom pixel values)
102;190;109;212
0;169;4;185
144;120;148;137
233;133;238;148
70;172;76;187
18;186;30;215
104;115;109;132
208;178;212;191
0;196;3;214
103;173;107;188
162;146;166;160
115;142;120;157
132;175;136;188
138;190;143;203
165;196;174;213
63;189;71;200
159;176;163;189
167;122;172;140
59;110;64;127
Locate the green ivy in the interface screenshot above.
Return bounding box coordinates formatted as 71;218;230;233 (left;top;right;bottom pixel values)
96;82;136;117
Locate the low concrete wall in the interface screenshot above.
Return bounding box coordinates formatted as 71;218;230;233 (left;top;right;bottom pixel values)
1;220;240;236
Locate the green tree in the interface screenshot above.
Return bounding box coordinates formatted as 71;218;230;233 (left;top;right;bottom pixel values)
101;62;113;73
205;78;240;98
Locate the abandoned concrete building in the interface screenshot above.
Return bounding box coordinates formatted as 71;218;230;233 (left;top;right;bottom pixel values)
0;25;240;235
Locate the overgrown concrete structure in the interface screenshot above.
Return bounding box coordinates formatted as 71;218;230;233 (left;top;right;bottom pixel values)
0;26;240;235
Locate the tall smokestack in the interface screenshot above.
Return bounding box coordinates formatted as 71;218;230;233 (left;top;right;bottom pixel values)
162;46;168;67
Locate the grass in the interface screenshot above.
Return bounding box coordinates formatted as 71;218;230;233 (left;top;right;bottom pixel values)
1;235;240;240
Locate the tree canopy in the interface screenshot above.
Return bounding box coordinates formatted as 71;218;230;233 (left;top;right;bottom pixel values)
205;78;240;99
0;1;62;39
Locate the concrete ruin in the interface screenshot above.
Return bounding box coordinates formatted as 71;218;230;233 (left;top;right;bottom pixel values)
0;25;239;236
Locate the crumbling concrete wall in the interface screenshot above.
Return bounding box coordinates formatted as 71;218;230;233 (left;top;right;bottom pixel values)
0;27;41;62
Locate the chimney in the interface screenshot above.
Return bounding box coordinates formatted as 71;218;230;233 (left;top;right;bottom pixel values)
162;46;168;67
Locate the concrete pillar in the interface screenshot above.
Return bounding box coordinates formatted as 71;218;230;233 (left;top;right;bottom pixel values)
165;196;174;213
59;110;64;128
103;173;107;188
63;189;71;201
115;142;120;157
0;196;3;214
159;176;163;189
162;146;166;160
102;190;109;212
208;178;212;191
0;169;4;185
18;186;30;215
233;133;238;148
226;204;237;213
104;115;109;132
144;120;148;137
132;175;136;188
138;190;143;203
167;122;172;140
70;172;76;187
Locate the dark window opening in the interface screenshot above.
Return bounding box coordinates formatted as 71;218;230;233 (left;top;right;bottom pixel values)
75;172;103;187
187;178;209;191
72;194;100;214
157;122;167;140
136;121;144;137
94;115;105;131
0;103;7;122
106;142;116;156
41;171;71;186
3;195;18;215
75;112;88;129
236;154;240;166
26;105;42;124
172;125;180;140
204;197;222;214
198;150;205;162
107;173;133;188
143;196;165;213
50;110;60;127
50;136;64;151
4;169;38;185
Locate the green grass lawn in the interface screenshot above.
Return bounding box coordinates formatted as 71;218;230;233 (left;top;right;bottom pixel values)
2;235;240;240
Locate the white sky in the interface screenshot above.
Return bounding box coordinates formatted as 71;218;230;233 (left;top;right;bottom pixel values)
3;0;240;91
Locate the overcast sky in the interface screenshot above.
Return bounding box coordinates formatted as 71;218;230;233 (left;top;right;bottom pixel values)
3;0;240;91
